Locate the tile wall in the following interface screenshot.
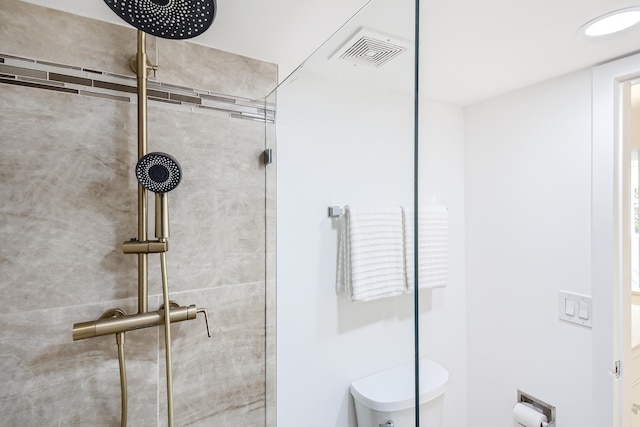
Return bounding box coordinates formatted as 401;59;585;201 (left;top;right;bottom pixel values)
0;1;277;425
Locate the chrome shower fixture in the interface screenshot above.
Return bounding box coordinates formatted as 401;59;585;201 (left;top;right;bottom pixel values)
102;0;217;39
136;152;182;193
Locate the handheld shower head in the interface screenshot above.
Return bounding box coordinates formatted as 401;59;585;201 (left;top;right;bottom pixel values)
136;152;182;240
136;152;182;193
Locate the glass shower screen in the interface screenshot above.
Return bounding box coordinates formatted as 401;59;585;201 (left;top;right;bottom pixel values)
265;0;420;425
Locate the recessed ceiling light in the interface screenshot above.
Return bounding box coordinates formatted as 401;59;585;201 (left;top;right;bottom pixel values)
581;7;640;36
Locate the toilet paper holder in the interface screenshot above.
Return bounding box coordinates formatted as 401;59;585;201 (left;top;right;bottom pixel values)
517;390;556;426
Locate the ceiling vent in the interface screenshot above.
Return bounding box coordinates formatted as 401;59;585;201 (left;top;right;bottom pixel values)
331;28;409;68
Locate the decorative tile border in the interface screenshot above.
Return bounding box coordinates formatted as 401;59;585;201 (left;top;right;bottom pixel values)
0;53;276;123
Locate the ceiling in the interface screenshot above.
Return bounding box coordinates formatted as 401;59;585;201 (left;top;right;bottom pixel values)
20;0;640;106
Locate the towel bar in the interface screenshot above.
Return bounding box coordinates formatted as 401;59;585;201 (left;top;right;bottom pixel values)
328;206;344;217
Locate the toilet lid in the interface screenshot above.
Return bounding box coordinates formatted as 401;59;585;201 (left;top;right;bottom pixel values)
350;358;449;412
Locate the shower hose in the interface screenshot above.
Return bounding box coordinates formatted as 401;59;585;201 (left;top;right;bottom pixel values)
99;252;174;427
99;309;128;427
116;331;128;427
160;249;175;427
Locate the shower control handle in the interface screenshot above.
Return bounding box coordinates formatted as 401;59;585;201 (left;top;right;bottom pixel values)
157;304;211;337
73;304;198;341
197;308;212;338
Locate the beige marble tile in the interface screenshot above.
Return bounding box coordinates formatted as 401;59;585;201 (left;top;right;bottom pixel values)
0;296;159;426
264;111;277;427
157;38;277;100
144;106;267;295
0;85;141;313
1;84;268;313
265;279;277;427
0;0;154;77
1;0;277;100
159;283;266;426
266;116;277;284
265;115;277;427
1;3;276;424
0;285;269;426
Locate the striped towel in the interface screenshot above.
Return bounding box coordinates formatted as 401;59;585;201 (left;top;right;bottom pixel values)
336;205;408;302
405;206;449;290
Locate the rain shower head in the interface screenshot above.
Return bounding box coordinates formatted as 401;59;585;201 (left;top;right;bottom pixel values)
136;152;182;193
103;0;217;40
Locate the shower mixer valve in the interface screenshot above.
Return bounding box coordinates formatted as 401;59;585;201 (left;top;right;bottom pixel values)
73;303;212;340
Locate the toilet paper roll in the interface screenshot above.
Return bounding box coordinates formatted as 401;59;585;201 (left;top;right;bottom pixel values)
513;403;548;427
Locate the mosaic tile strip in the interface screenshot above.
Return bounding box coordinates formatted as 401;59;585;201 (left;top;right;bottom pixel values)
0;53;276;123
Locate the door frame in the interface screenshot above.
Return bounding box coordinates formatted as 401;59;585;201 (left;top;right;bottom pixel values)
592;52;640;427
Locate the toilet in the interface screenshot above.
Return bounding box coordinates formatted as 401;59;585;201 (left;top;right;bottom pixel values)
350;358;449;427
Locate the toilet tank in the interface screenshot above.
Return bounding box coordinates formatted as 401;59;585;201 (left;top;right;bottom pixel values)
350;358;449;427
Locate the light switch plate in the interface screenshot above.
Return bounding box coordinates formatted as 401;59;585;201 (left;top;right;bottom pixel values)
559;291;592;328
565;299;575;316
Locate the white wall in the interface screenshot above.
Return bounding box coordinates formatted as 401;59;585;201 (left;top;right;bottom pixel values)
418;100;468;427
276;71;416;426
465;69;594;426
591;53;640;427
275;30;636;427
275;66;469;425
276;52;599;427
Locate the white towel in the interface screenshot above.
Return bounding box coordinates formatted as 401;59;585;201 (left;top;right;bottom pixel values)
405;206;449;290
336;205;408;302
